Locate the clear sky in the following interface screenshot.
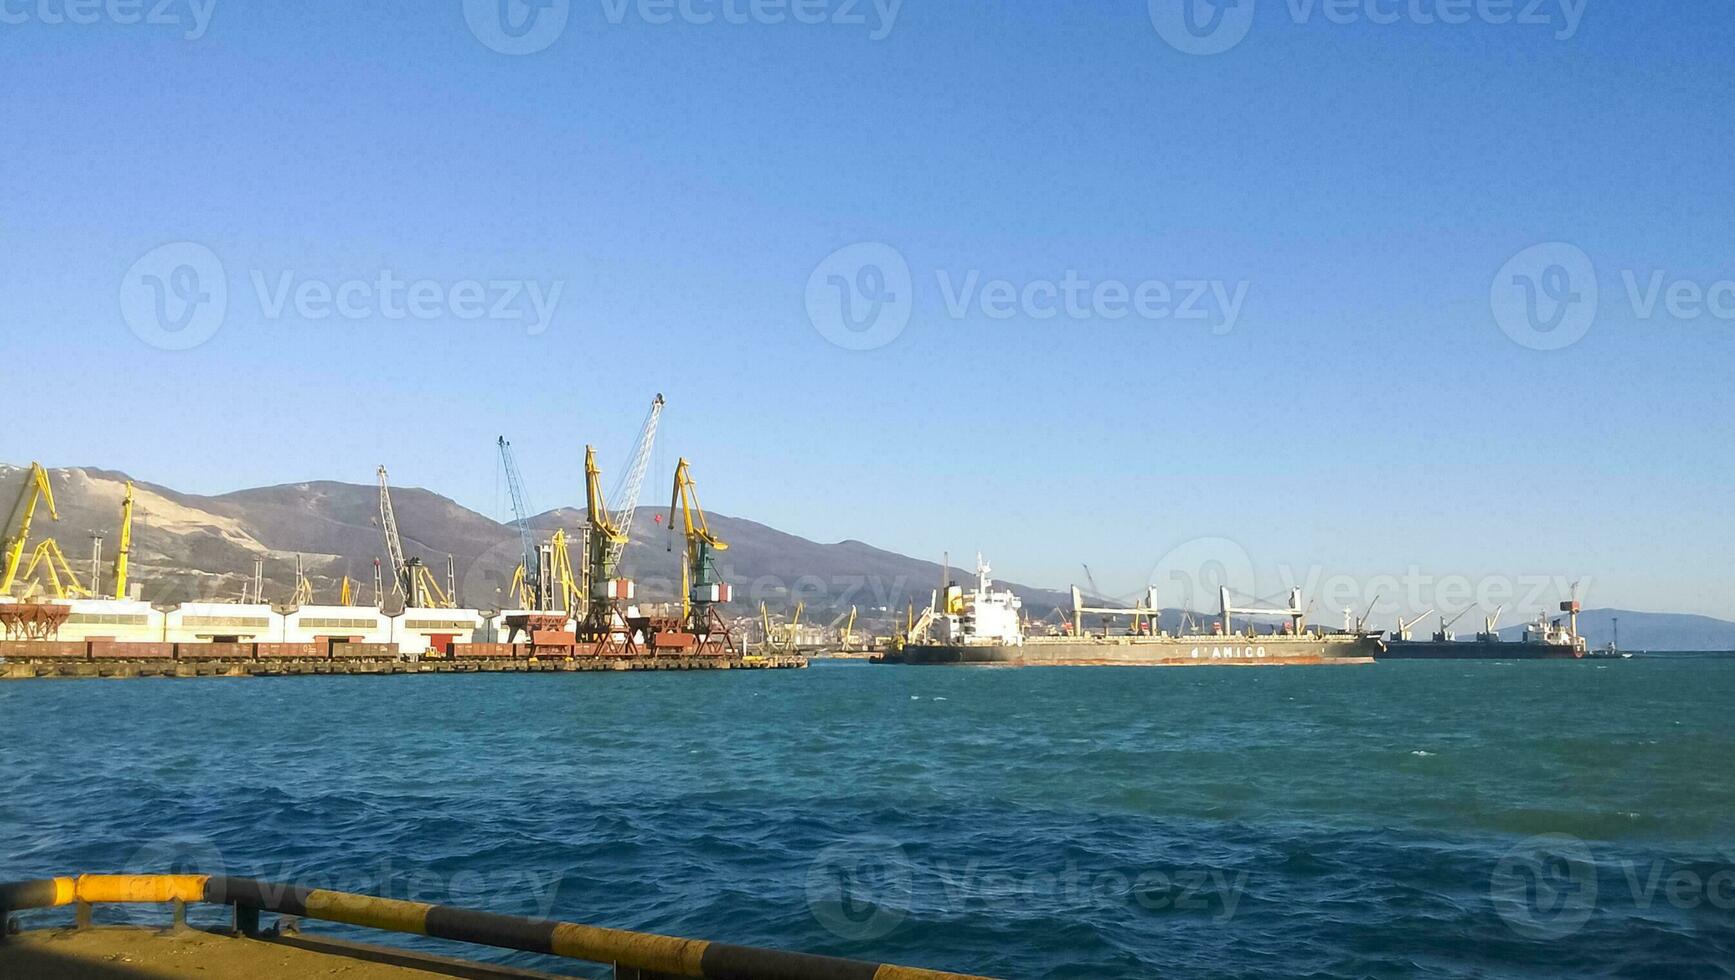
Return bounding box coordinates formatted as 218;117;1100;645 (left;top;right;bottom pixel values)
2;2;1731;619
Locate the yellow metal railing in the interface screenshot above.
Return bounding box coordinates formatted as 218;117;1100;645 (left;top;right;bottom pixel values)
0;874;996;980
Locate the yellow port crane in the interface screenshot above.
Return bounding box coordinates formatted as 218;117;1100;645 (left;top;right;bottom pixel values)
112;481;135;599
339;575;355;607
667;457;735;655
759;600;803;654
1;462;57;595
17;538;91;599
290;555;313;606
575;395;666;652
549;528;578;611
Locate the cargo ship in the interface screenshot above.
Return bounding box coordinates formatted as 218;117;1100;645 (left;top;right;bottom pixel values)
880;557;1381;667
1377;601;1590;660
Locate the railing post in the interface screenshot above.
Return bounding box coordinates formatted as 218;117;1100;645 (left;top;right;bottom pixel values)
232;903;259;938
171;899;187;930
75;901;92;930
0;905;12;946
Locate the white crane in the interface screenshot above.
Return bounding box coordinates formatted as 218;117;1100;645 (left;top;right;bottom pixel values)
376;465;408;600
1478;605;1506;643
602;394;664;569
1393;609;1434;642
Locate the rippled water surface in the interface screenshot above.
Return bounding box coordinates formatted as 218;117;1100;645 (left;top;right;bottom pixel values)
4;658;1734;978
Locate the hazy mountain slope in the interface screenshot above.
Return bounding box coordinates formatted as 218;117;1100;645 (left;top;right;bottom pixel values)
0;466;1071;621
5;465;1730;648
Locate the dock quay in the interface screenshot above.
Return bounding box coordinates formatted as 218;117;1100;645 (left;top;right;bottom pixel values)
0;636;805;681
0;874;994;979
3;654;806;680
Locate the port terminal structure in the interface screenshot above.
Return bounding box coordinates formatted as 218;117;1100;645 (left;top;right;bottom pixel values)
0;395;798;678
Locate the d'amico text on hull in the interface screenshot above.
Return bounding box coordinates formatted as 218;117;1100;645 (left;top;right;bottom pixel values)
878;556;1381;668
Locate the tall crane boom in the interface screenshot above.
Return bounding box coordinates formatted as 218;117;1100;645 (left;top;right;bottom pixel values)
603;394;664;566
376;466;408;599
497;437;540;607
2;463;58;596
112;481;135;599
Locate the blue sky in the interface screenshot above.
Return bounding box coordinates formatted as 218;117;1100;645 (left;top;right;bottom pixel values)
2;2;1731;618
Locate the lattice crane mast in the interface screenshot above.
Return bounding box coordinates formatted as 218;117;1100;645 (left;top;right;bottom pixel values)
497;436;543;609
376;465;409;600
602;394;664;570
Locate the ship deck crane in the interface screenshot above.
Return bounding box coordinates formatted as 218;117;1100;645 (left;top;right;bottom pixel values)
1435;606;1474;642
1219;586;1308;637
1393;609;1434;642
1351;594;1381;634
1477;605;1506;642
668;457;735;656
1072;585;1163;637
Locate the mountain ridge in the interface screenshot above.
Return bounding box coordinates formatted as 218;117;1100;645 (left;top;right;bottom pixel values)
3;464;1731;649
